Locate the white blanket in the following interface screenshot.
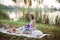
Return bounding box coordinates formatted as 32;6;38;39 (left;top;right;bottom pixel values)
0;28;50;38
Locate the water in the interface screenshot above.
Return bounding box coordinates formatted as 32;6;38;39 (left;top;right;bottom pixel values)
5;8;60;24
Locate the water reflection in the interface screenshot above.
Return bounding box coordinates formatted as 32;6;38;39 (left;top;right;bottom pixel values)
5;8;60;25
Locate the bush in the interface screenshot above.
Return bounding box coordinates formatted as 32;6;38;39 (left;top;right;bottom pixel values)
0;10;10;20
55;15;60;25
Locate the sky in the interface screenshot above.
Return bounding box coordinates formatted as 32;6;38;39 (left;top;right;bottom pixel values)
0;0;15;6
0;0;60;8
43;0;60;8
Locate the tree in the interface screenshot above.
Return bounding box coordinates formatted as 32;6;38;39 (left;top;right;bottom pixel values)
24;0;27;5
57;0;60;3
28;0;32;6
12;0;17;2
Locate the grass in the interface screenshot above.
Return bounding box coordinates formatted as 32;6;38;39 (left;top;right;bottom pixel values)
0;20;60;40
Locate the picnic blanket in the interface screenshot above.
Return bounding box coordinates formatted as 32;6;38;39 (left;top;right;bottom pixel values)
0;27;50;38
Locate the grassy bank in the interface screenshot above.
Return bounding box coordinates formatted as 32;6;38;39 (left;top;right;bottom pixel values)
0;20;60;40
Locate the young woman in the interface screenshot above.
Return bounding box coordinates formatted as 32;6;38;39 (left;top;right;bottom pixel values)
8;14;36;34
28;14;36;31
19;14;36;34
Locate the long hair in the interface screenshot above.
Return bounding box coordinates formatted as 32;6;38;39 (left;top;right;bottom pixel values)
30;14;34;20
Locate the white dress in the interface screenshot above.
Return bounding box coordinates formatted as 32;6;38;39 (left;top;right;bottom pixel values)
30;20;43;36
18;19;36;33
18;19;43;36
29;19;36;31
0;20;46;38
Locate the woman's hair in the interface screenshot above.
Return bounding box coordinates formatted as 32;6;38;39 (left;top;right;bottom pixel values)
30;14;34;19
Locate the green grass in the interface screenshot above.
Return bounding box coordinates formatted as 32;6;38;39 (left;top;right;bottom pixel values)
1;20;60;33
0;20;60;40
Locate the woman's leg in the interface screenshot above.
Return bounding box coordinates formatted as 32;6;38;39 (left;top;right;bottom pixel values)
23;30;31;34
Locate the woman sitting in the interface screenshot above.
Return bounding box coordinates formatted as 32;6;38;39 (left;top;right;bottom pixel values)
8;14;36;34
19;14;36;34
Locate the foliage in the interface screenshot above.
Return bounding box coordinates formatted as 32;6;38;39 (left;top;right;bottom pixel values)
0;4;8;9
12;0;17;2
20;7;33;21
0;10;10;20
0;4;19;12
0;20;60;40
28;0;32;6
24;13;29;21
55;15;60;25
57;0;60;3
19;7;60;25
20;7;26;12
34;7;42;23
24;0;27;5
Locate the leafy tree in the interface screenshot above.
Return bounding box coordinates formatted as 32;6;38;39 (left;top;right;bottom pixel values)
12;0;17;2
24;0;27;5
28;0;32;6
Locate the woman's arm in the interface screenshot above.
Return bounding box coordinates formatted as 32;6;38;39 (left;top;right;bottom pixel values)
31;20;36;30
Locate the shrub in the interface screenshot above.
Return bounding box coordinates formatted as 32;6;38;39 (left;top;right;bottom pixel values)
55;15;60;25
0;10;10;20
